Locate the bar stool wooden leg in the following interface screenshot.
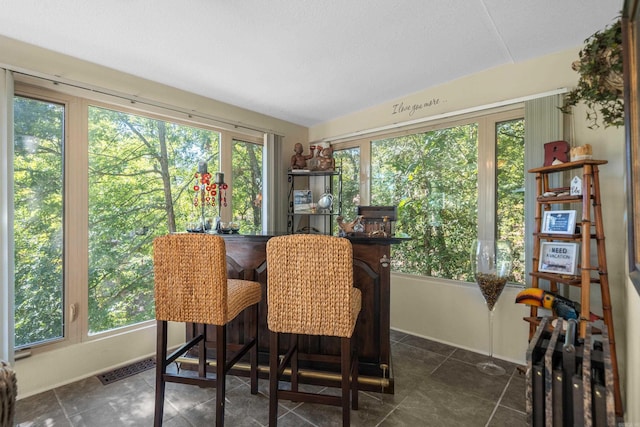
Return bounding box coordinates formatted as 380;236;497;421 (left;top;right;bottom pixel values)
216;325;226;427
269;331;280;426
351;338;359;410
290;334;298;393
341;337;350;427
198;324;206;378
250;305;259;395
154;320;168;427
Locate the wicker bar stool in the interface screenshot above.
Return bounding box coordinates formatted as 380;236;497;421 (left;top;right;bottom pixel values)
266;234;361;427
0;360;17;427
153;233;261;427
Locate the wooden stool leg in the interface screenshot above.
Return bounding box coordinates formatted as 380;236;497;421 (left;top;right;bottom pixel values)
341;337;350;427
291;334;298;393
351;337;359;410
250;304;258;395
198;323;206;378
269;331;280;426
154;320;168;427
216;325;226;427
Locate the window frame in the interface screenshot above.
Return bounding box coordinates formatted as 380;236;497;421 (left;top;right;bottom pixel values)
13;78;263;354
13;83;80;352
230;136;264;233
331;106;525;281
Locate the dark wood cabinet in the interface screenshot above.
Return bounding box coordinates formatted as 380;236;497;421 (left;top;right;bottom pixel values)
185;233;405;393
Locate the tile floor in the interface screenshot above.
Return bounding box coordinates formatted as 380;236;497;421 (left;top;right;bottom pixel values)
15;330;527;426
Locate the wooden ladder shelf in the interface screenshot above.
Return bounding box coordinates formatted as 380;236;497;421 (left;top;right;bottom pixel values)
527;159;622;417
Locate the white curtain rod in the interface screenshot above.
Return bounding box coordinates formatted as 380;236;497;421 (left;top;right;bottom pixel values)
2;64;274;136
317;88;568;144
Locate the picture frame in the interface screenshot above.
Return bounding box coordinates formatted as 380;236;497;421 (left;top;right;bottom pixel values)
541;210;577;235
539;242;579;275
293;189;313;213
623;0;640;295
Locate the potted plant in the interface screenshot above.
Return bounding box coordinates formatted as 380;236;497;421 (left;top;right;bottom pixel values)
561;19;623;129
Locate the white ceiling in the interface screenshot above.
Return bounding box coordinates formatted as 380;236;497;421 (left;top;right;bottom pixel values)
0;0;623;127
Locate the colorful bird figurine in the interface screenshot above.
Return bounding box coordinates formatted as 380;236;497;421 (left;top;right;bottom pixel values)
515;288;601;321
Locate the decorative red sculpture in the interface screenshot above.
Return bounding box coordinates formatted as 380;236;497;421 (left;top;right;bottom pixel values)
543;140;570;166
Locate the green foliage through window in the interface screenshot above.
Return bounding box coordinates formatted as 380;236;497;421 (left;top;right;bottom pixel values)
496;119;526;283
88;106;221;334
13;96;65;348
372;124;479;280
371;118;525;283
333;148;360;219
232;139;263;233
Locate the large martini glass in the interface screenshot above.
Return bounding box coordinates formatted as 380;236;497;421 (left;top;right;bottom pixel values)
471;239;513;375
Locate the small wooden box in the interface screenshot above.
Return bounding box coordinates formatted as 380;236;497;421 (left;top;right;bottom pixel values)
356;206;397;236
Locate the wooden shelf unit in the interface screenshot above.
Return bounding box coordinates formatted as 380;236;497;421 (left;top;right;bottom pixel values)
287;168;342;234
527;159;622;416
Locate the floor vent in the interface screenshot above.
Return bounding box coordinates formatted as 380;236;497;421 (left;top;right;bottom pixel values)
97;358;156;385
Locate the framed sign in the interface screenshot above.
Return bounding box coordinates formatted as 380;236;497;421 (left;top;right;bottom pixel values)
541;210;577;235
539;242;579;275
293;189;313;213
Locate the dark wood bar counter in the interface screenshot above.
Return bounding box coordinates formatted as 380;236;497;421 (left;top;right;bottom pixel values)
185;233;406;394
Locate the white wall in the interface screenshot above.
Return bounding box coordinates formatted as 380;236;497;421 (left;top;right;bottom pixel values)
309;49;584;141
309;48;631;415
390;276;529;363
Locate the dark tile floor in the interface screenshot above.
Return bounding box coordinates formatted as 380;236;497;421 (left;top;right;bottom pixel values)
15;330;527;426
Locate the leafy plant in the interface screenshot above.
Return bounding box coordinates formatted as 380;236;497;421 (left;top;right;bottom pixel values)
561;19;623;129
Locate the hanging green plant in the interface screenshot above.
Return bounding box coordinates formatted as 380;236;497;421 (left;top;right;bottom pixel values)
561;19;623;129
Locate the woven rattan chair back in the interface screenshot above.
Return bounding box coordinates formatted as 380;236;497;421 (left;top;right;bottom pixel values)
154;233;229;325
266;234;359;338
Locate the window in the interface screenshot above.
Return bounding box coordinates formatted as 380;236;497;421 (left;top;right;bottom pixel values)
496;119;525;283
12;80;265;349
232;139;263;233
371;122;479;280
87;105;222;333
334;109;525;284
13;95;65;348
333;147;361;219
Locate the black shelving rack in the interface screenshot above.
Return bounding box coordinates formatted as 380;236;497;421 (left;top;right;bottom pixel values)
287;167;342;234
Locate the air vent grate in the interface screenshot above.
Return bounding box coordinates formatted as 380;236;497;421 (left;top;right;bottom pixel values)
97;358;155;385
